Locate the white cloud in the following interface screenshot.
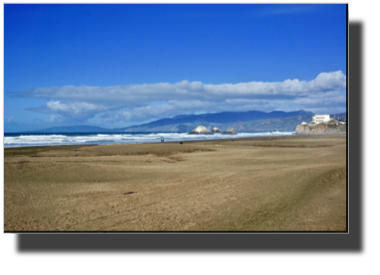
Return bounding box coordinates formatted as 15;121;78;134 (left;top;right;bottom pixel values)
13;71;346;104
45;114;64;123
46;101;108;114
102;93;346;125
12;71;346;125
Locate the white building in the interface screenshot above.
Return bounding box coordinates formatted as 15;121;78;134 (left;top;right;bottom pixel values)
312;115;330;124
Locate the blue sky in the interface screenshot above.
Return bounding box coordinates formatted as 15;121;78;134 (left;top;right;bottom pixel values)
4;4;347;132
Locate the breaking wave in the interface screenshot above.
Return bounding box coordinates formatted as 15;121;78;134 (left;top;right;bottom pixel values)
4;131;294;148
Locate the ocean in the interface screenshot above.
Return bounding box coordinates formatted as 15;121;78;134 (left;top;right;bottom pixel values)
4;131;295;148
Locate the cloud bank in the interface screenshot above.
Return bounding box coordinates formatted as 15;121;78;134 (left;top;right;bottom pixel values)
8;71;346;125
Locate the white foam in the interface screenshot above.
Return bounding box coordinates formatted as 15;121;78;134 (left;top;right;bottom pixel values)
4;131;295;147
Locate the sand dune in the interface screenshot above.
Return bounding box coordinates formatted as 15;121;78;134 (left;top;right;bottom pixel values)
4;134;346;231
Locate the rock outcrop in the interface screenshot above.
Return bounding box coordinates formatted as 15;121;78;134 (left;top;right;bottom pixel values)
212;127;222;133
188;125;213;135
222;128;237;135
295;120;346;135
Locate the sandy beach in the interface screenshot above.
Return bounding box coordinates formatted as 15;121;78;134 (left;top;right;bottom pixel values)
4;134;347;232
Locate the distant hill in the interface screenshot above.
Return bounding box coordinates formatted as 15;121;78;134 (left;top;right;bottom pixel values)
30;110;314;133
117;110;314;132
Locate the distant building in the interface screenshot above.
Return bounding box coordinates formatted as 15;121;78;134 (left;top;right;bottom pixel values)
301;121;308;125
312;115;330;124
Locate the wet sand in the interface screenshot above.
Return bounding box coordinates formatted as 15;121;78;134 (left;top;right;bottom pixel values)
4;134;347;231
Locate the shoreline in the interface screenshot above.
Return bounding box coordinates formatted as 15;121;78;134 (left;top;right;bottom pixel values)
4;131;299;149
4;132;347;150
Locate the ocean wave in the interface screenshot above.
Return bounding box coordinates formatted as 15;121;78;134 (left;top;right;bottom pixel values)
4;132;294;147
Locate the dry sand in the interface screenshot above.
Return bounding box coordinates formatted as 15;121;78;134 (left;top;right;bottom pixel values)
4;134;347;231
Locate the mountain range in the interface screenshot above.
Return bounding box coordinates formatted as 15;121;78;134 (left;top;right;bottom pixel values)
26;110;346;133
